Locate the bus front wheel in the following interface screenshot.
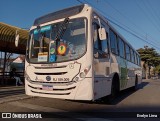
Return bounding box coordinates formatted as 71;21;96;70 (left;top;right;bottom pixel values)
106;75;119;104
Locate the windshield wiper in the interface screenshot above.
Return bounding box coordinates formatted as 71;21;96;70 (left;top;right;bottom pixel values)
53;17;70;56
39;33;44;53
55;17;69;41
48;18;70;62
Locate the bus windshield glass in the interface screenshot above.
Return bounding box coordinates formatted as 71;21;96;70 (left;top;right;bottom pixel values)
28;18;87;63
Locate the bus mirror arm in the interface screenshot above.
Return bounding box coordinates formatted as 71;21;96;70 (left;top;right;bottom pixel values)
94;50;108;58
94;52;99;58
100;51;109;58
94;15;107;40
102;52;108;58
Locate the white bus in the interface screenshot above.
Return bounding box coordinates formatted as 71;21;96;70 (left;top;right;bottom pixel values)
24;4;142;102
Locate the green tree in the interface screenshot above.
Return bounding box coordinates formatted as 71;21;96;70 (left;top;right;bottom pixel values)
137;46;160;78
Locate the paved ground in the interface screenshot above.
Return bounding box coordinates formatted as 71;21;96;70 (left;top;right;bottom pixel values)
0;86;32;104
0;79;160;121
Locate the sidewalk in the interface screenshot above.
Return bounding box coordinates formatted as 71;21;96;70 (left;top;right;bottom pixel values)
142;78;160;82
0;86;35;104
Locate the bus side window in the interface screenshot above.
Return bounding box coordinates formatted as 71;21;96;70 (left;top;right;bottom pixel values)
110;30;118;55
118;37;125;58
101;32;108;53
134;52;137;64
131;49;135;63
93;24;108;58
93;24;101;50
137;54;140;66
125;44;131;61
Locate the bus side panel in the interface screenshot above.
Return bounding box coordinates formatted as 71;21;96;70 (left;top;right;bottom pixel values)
93;59;112;100
74;78;93;100
126;62;136;88
94;78;112;100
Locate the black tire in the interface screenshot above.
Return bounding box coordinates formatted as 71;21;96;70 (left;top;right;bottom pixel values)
132;76;138;91
106;76;119;104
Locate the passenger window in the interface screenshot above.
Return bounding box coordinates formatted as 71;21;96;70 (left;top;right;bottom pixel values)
94;24;101;50
110;30;118;55
101;32;108;53
93;24;108;58
125;44;131;61
134;52;137;64
118;37;125;58
137;54;140;66
131;49;135;63
139;56;141;66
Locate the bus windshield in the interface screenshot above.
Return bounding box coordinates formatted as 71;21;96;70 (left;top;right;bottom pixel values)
28;18;87;63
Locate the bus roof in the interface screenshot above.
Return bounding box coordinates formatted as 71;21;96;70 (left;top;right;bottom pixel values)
33;4;85;26
33;4;139;55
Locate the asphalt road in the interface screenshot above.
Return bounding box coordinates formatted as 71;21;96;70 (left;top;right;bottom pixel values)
0;79;160;121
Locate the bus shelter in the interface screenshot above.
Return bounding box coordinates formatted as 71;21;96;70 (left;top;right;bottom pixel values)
0;22;28;85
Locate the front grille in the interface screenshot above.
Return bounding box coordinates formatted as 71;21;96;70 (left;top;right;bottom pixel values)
31;90;71;95
30;80;74;85
34;72;67;75
35;65;67;69
28;84;76;91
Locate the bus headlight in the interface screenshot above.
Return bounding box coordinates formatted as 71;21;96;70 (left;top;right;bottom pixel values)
73;77;79;82
80;72;86;78
25;71;31;81
73;65;91;82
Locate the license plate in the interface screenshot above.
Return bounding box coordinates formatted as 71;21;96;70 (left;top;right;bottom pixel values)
42;85;53;91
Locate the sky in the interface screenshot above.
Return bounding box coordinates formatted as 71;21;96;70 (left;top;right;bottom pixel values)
1;0;160;53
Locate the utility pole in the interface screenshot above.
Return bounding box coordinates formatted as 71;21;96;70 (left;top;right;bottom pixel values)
2;50;7;85
0;51;2;67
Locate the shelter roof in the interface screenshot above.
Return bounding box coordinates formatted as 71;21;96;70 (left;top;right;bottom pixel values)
0;22;29;54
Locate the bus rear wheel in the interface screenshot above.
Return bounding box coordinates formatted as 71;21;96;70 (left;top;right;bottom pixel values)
132;76;138;91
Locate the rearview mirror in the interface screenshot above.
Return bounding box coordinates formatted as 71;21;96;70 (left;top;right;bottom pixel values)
98;28;106;40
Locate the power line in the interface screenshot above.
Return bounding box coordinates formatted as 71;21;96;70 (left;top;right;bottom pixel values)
147;0;160;21
106;18;160;50
142;0;160;26
102;0;140;30
135;0;160;33
101;0;160;46
76;0;160;51
76;0;84;4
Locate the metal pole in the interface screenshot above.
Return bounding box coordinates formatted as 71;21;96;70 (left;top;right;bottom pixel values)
2;51;7;86
0;51;2;67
